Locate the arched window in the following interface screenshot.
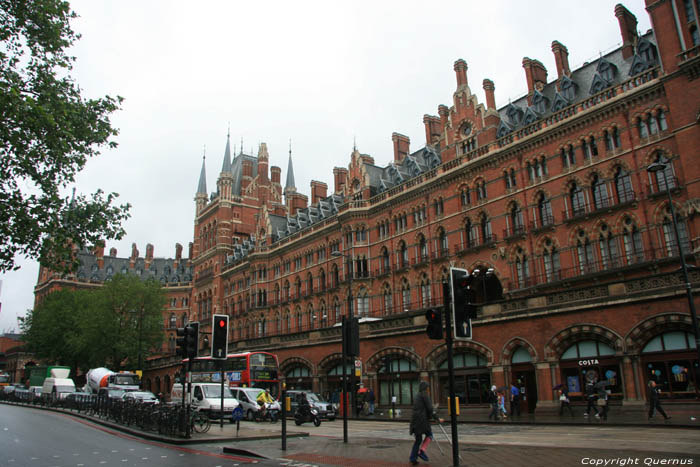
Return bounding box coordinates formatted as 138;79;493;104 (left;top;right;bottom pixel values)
418;235;428;262
438;229;448;256
591;174;609;210
333;299;341;323
560;340;621;398
598;224;620;269
169;313;177;328
465;218;474;248
537;193;553;227
460;187;471;207
511;347;532;364
381;247;390;274
480;213;492;243
605;127;621;151
357;287;369;317
437;351;490;405
332;264;339;289
570;182;586;216
420;274;431;308
662;204;690;257
399;242;408;268
614;167;634;204
542;238;561;281
382;284;393;315
509;204;524;235
576;230;595;274
651;153;675;192
514;247;530;288
401;279;411;311
320;270;326;292
622;217;644;264
642;330;698;399
306;272;313;295
378;356;420;406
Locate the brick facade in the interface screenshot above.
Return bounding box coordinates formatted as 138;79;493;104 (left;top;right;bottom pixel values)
35;0;700;411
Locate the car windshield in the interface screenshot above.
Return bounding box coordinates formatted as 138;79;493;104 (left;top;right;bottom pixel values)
203;386;234;398
314;393;328;402
305;392;320;402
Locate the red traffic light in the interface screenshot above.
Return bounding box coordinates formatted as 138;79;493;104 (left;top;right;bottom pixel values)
218;319;226;328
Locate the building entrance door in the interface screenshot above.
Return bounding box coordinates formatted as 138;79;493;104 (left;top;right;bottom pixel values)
512;366;537;413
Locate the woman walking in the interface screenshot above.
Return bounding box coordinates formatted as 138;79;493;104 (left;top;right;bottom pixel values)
648;380;670;421
409;381;443;465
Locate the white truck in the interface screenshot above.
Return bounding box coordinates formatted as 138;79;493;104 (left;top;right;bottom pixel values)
41;367;76;402
85;368;140;394
171;382;239;421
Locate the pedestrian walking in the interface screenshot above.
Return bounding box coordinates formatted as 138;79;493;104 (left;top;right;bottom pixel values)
558;389;574;416
584;382;599;417
498;391;507;419
488;385;500;421
648;380;670;421
367;388;375;415
510;382;521;416
596;386;609;421
409;381;443;466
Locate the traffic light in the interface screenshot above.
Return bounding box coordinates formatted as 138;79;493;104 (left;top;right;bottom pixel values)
344;316;360;357
425;308;443;340
450;267;475;340
211;314;229;359
185;322;199;359
175;327;187;357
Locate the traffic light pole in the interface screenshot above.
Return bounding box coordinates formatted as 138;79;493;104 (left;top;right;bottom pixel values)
442;281;460;467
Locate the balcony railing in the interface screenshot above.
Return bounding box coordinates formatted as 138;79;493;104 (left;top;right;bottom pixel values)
530;214;555;232
503;224;526;240
648;177;680;197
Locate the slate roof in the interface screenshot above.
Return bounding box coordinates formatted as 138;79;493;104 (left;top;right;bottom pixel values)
496;31;659;136
75;251;193;285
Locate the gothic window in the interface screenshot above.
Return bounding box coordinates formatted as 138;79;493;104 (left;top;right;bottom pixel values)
284;281;290;301
334;299;341;323
561;144;576;168
460;187;471;207
381;247;390;273
357;287;369;317
295;278;302;298
479;213;492;243
598;224;620;269
576;230;595;274
622;217;644;264
419;235;428;261
169;313;177;328
510;203;524;233
399;241;408;268
542;238;561;282
604;127;621;151
401;279;411;311
383;284;393;315
570;182;586;216
306;272;313;295
438;228;448;254
537;193;554;227
591;174;609;210
651;152;676;192
614;167;634;203
662;204;690;257
514;247;530;288
560;76;576;101
320;270;326;292
332;264;339;288
420;274;431;308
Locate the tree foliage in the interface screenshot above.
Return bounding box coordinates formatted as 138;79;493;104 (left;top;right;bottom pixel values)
20;273;166;373
0;0;131;272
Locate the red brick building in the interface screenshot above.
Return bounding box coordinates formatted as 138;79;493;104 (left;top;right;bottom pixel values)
36;0;700;413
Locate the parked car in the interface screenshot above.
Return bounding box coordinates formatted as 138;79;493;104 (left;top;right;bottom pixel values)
123;391;159;404
286;390;336;421
97;387;126;405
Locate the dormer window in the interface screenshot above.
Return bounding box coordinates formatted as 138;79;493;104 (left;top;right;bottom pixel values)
532;91;547;114
560;76;576;101
637;38;658;63
505;104;524;126
597;58;616;82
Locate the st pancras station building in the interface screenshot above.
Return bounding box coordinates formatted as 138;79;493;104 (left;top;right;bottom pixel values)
34;0;700;415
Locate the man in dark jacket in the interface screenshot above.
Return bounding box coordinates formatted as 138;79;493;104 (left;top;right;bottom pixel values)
648;380;670;421
409;381;443;465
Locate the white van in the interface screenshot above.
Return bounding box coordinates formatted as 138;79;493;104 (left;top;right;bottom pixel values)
171;383;239;420
42;378;76;402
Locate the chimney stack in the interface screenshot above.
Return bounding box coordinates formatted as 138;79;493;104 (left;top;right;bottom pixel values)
615;4;638;59
333;167;348;194
109;247;117;257
311;180;328;204
551;41;571;79
392;132;411;163
483;79;496;109
523;58;548;94
423;114;441;145
454;59;468;89
270;166;281;184
175;243;183;260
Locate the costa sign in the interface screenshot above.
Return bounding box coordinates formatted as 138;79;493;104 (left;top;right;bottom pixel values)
578;359;600;366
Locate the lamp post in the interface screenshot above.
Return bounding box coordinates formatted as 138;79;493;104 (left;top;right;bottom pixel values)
647;162;700;372
331;250;353;443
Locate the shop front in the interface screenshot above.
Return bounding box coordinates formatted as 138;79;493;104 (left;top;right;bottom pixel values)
437;351;491;407
641;331;699;400
558;340;622;402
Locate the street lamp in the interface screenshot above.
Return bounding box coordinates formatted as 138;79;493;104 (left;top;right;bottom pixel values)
647;162;700;373
331;249;354;442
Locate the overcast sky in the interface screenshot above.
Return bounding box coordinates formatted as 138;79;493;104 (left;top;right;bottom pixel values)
0;0;652;332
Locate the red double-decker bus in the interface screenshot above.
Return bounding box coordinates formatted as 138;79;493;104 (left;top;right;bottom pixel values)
186;351;280;398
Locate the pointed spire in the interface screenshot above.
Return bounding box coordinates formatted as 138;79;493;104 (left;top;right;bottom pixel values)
197;147;207;195
285;139;296;192
221;127;232;173
240;137;243;155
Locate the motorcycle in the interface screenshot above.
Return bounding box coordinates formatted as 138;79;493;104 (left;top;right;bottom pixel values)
294;404;321;426
256;401;280;422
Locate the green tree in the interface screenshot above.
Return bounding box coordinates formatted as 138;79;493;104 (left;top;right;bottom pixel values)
91;274;166;371
19;288;97;375
0;0;131;273
20;274;166;372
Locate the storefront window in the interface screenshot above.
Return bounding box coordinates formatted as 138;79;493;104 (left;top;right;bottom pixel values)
438;351;490;405
512;347;532;363
642;331;698;399
559;340;621;401
285;365;312;391
378;357;419;406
